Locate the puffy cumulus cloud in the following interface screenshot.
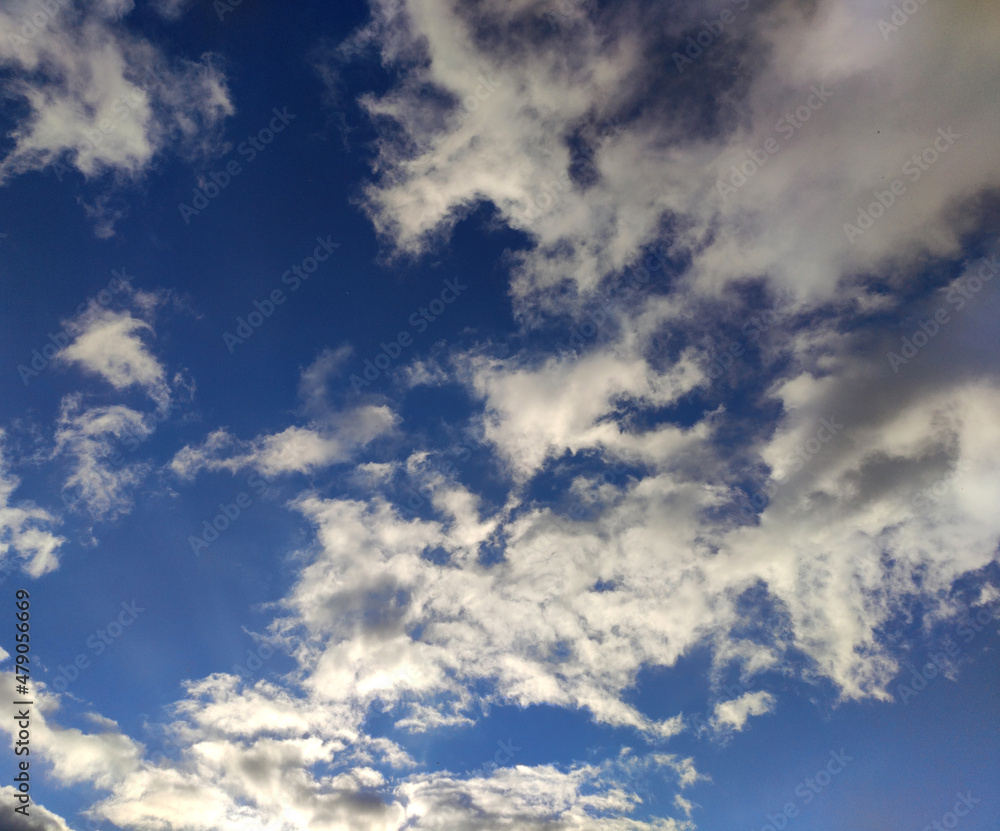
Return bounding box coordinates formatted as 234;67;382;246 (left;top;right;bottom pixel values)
53;395;154;521
0;430;65;577
56;305;172;411
0;788;75;831
0;0;232;230
710;690;776;732
330;0;999;312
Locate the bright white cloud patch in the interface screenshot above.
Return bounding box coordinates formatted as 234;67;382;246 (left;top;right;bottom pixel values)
711;691;775;732
0;431;65;577
57;308;171;410
0;0;232;231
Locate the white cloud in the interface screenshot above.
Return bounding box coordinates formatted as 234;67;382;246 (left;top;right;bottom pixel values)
170;351;399;479
711;691;776;732
0;787;75;831
330;0;999;312
0;0;233;232
151;0;196;21
170;406;398;479
57;308;171;410
54;395;154;521
0;431;65;577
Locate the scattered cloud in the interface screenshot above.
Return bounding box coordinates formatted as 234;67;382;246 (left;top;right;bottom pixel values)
0;0;233;232
0;431;65;577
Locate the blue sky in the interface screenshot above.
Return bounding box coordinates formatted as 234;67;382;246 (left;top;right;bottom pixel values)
0;1;999;829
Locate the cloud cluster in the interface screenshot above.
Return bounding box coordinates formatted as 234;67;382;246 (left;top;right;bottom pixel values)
0;431;65;577
338;0;999;311
0;0;233;231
